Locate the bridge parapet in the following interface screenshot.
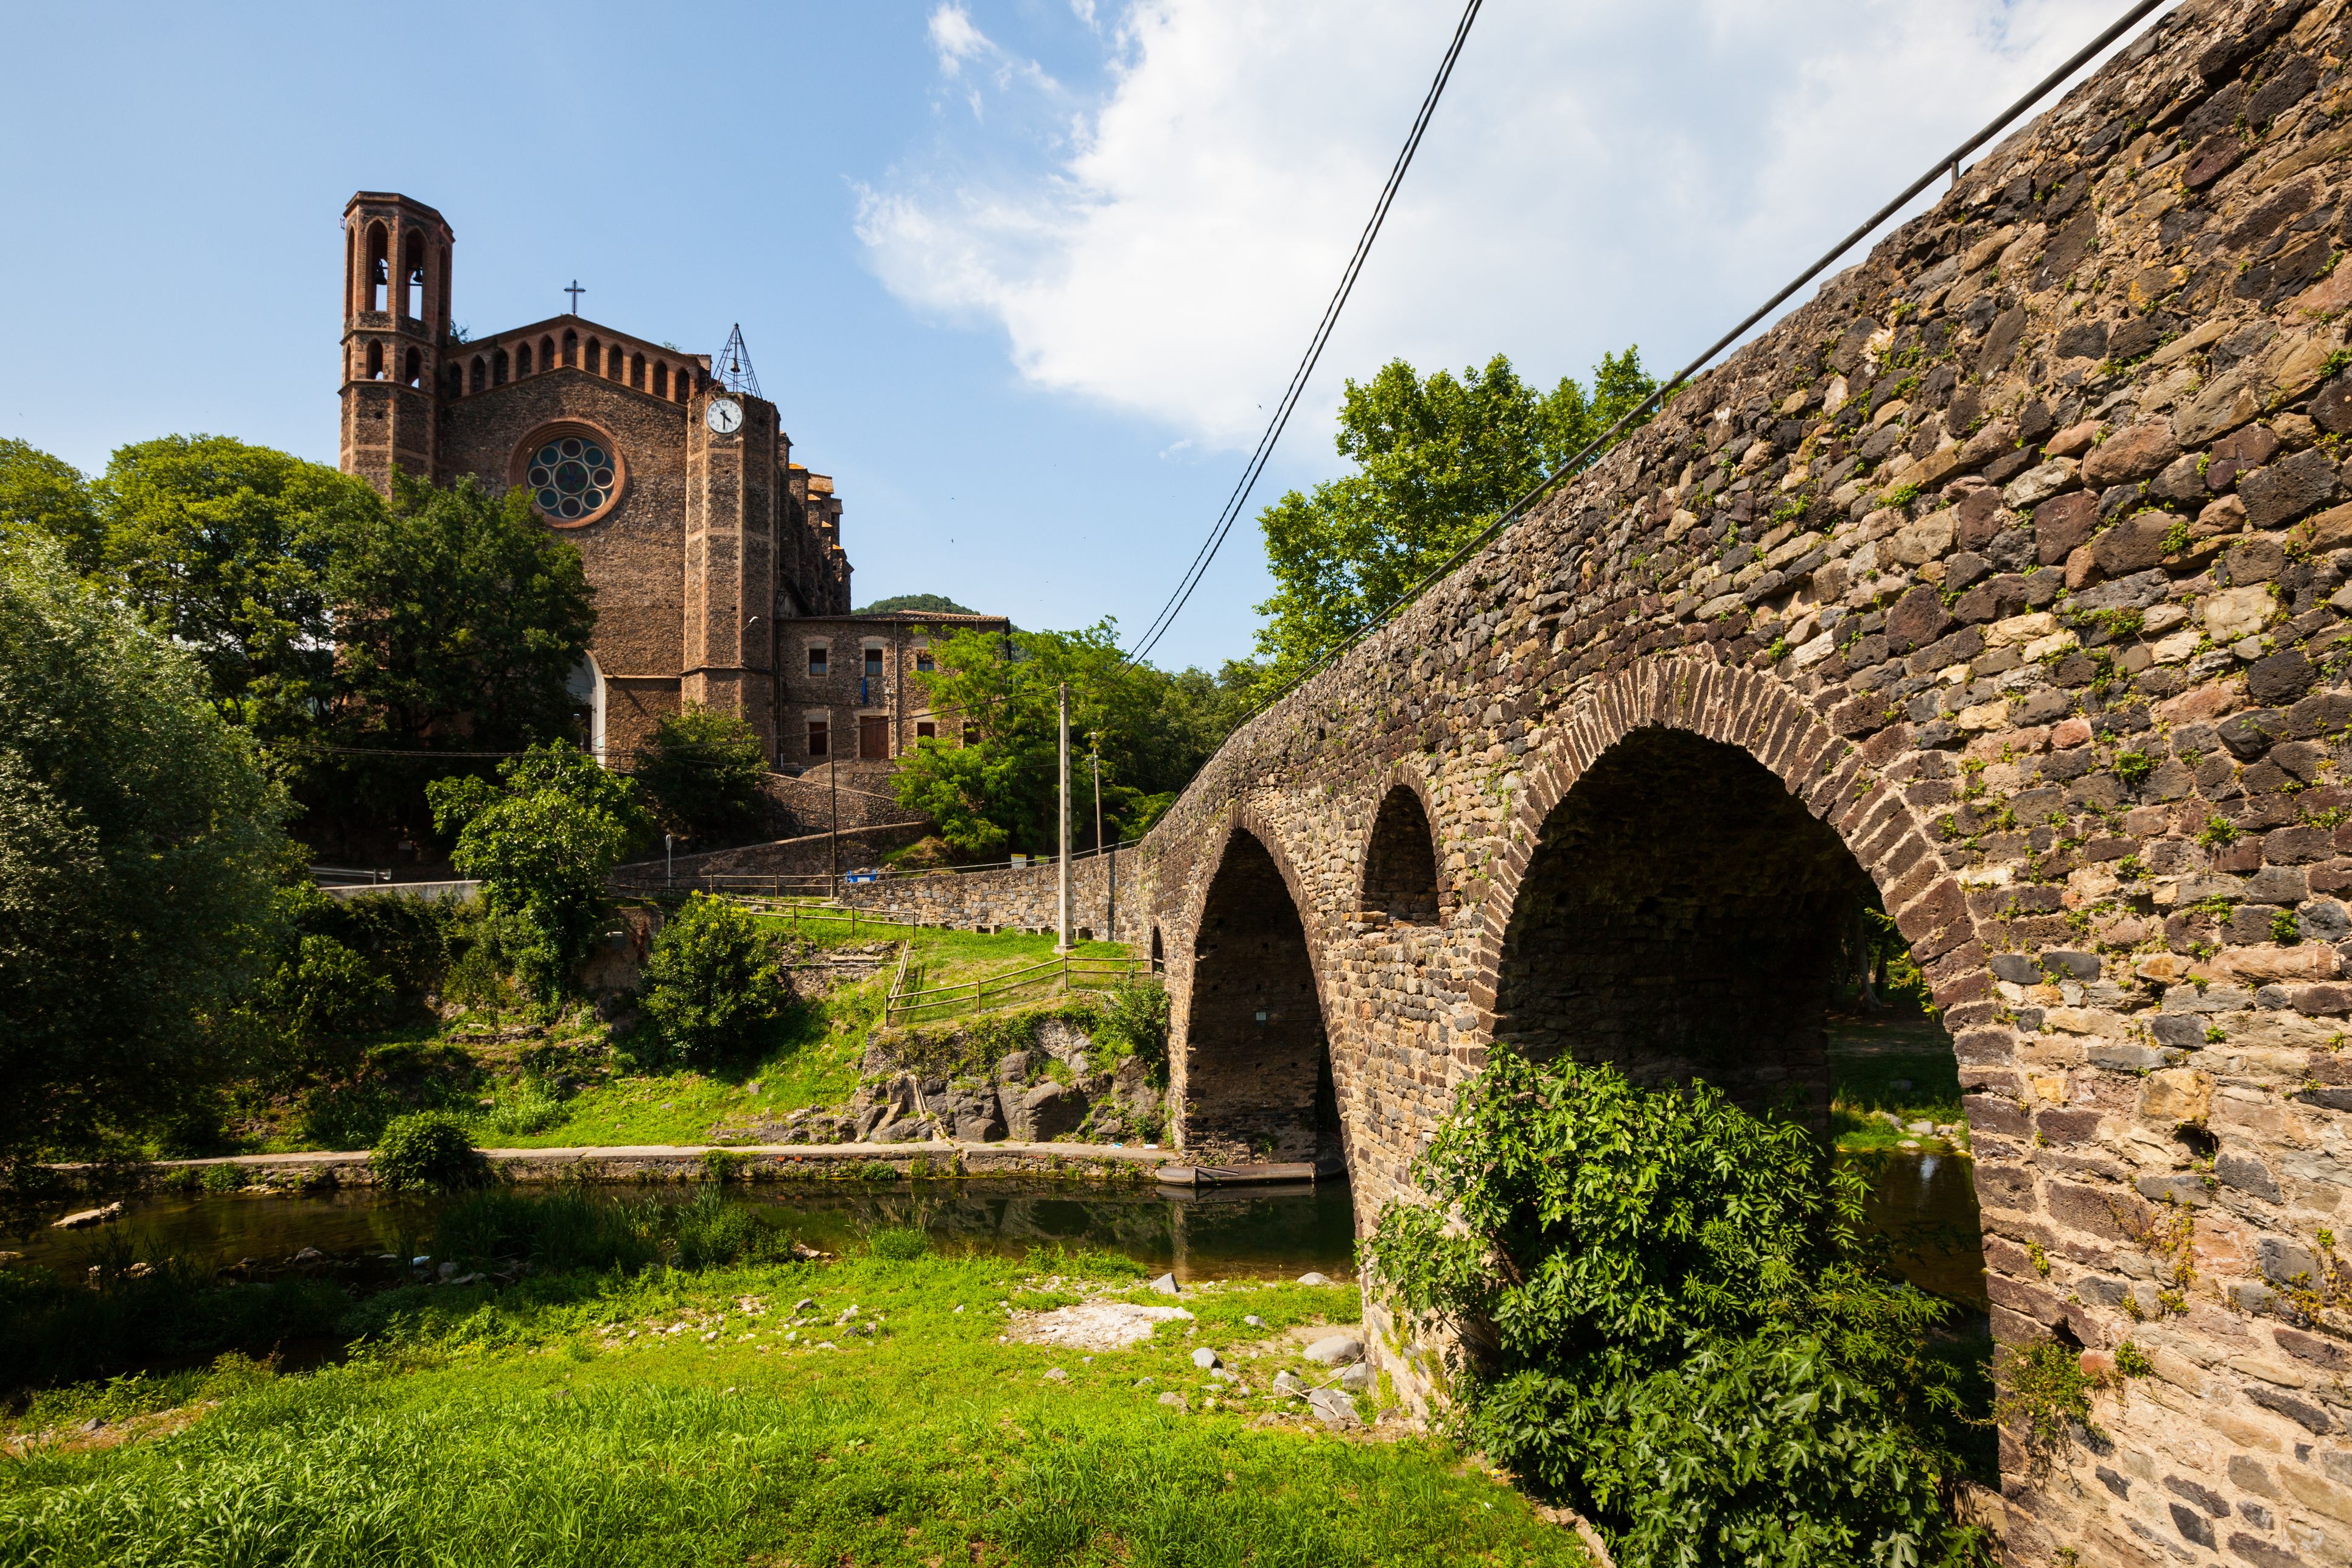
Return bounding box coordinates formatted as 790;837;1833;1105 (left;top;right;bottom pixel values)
1123;1;2352;1558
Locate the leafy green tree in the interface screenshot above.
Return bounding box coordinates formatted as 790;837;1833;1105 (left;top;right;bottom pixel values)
0;439;105;576
427;743;645;1001
632;706;769;841
1254;349;1657;693
894;621;1232;858
855;592;977;615
1369;1048;1987;1567
326;472;596;754
637;893;779;1068
0;537;292;1159
96;435;383;741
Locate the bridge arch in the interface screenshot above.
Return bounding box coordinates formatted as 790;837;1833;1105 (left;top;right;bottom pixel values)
1174;813;1342;1166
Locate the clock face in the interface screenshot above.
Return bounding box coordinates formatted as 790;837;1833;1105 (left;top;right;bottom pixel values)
705;397;744;435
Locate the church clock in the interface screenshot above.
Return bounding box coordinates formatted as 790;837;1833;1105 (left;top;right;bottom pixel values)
705;396;744;435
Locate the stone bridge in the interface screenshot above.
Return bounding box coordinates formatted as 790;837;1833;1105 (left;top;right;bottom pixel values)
1118;2;2352;1559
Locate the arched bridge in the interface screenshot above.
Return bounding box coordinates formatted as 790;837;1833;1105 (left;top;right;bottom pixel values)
1119;3;2352;1558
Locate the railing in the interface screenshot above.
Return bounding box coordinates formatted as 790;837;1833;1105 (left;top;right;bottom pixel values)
884;951;1163;1027
310;865;393;886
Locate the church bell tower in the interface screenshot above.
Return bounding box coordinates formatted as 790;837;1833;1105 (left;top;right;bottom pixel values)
340;192;453;493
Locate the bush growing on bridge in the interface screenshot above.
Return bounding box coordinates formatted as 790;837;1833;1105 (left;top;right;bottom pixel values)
1369;1049;1989;1568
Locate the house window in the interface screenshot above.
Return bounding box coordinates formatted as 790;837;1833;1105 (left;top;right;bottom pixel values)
807;646;828;677
916;721;936;740
807;718;828;757
914;648;934;673
864;646;883;677
964;723;979;746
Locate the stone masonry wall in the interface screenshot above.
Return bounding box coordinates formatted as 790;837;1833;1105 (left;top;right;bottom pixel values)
1122;4;2352;1561
833;853;1143;943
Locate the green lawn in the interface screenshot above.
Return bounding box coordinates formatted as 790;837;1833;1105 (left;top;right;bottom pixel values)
0;1251;1590;1568
1827;1011;1970;1155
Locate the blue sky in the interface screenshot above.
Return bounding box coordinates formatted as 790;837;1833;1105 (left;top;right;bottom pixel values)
1;1;2166;673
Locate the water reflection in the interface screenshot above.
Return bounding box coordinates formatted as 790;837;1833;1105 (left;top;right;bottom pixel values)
10;1154;1987;1306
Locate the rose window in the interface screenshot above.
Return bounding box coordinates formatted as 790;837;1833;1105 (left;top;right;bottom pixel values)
526;436;617;520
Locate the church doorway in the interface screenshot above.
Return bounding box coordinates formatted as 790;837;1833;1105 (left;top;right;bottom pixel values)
858;715;890;760
565;656;606;764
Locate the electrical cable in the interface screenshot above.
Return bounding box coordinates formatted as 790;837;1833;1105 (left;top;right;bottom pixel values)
1122;0;1484;668
1230;0;2172;723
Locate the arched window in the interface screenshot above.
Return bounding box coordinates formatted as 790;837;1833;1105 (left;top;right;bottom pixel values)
492;348;509;386
607;345;623;379
629;352;645;388
343;226;355;317
653;362;669;398
365;340;384;379
1361;785;1441;924
584;337;600;375
470;355;486;393
401;230;425;319
562;329;578;368
436;242;451;327
404;346;422;387
540;334;555;369
516;341;533;376
673;368;688;403
364;223;388;313
443;363;463;399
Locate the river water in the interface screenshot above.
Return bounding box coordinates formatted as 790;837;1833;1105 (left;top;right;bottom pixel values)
10;1153;1986;1305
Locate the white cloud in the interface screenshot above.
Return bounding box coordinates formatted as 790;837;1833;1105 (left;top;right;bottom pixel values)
863;1;2172;453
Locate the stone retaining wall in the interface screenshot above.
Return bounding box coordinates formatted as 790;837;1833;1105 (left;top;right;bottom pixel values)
1124;3;2352;1559
834;853;1145;942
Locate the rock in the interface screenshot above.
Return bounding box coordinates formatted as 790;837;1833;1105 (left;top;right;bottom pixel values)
1147;1272;1180;1296
2082;419;2182;487
1304;1333;1365;1366
1006;1300;1193;1351
1157;1390;1189;1412
1042;1367;1068;1382
1009;1080;1087;1142
1338;1362;1374;1393
1906;1120;1934;1135
1273;1370;1307;1396
931;1082;1006;1143
1296;1272;1332;1286
1306;1387;1362;1430
1242;1314;1265;1328
51;1202;122;1230
2140;1068;2214;1124
1191;1346;1221;1370
291;1247;324;1264
438;1260;460;1281
2202;586;2275;641
2003;457;2080;509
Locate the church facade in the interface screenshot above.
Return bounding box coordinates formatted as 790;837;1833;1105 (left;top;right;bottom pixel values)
336;189;1003;772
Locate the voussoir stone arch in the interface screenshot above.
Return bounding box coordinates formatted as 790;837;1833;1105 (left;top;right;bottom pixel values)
1356;763;1449;924
1469;657;1984;1034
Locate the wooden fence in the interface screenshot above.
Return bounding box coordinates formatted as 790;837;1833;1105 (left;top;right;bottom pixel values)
884;951;1162;1027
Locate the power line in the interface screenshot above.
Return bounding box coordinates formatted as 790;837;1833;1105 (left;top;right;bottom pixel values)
1122;0;1483;669
1232;0;2172;724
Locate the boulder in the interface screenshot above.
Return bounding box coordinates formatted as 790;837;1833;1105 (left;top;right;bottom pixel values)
51;1202;123;1230
931;1082;1006;1143
1009;1080;1088;1142
1147;1272;1181;1296
1338;1362;1375;1393
1191;1346;1220;1370
1304;1333;1365;1366
1306;1387;1362;1430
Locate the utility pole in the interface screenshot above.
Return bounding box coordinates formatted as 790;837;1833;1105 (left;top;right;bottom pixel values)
1095;747;1114;944
828;757;839;901
1056;682;1073;953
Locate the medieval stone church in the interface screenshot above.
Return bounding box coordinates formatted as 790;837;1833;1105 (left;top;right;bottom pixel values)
336;190;1006;774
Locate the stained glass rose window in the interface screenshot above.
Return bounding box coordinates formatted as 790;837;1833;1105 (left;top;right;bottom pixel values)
527;435;617;521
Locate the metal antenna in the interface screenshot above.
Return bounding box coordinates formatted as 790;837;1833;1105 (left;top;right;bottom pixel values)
714;323;761;399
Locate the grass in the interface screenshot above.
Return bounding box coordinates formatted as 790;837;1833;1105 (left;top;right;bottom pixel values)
0;1245;1591;1567
1827;1011;1970;1155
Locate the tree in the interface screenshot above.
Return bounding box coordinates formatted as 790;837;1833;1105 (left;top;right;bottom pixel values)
1368;1048;1987;1567
1254;349;1657;693
855;593;978;615
894;621;1237;858
96;435;384;742
637;893;779;1068
632;707;769;841
326;472;596;753
0;537;292;1160
427;743;644;1001
0;439;105;577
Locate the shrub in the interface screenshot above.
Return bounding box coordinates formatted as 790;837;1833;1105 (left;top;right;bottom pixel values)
638;894;779;1068
1093;981;1170;1083
669;1188;778;1268
1369;1049;1989;1568
479;1079;571;1138
269;933;397;1040
370;1111;485;1192
431;1189;656;1274
867;1225;931;1261
632;705;769;840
